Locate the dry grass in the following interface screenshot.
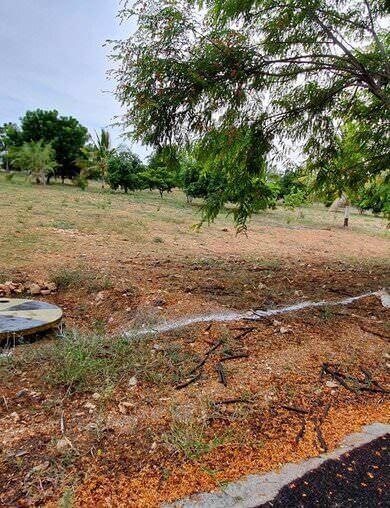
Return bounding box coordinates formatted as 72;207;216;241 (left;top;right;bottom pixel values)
0;173;388;273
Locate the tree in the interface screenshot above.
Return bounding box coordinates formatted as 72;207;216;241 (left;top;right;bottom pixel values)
278;170;307;199
140;150;179;197
355;173;390;222
0;123;23;171
181;159;209;201
18;110;88;182
112;0;389;227
106;150;144;192
82;130;115;186
10;140;58;184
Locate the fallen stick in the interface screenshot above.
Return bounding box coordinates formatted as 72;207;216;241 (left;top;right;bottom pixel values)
360;368;387;390
358;325;390;340
220;353;249;362
313;416;328;452
295;418;306;444
359;386;390;395
175;372;202;390
281;405;310;415
234;329;254;340
216;362;227;386
322;364;360;393
322;363;388;394
212;398;250;406
188;340;223;375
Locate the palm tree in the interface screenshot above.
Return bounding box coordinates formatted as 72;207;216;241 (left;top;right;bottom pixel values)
79;130;114;187
10;140;57;184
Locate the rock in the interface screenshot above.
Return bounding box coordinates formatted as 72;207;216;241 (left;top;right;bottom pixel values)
14;450;28;457
118;401;134;414
10;412;20;421
84;402;96;411
128;376;137;387
153;343;163;351
91;393;101;400
29;284;41;296
16;389;28;398
273;319;282;326
46;282;57;292
258;283;266;289
279;326;292;334
56;437;72;452
153;298;166;307
378;289;390;308
40;289;51;296
95;291;105;301
325;380;339;388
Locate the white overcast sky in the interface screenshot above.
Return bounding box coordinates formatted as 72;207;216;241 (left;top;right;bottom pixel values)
0;0;148;158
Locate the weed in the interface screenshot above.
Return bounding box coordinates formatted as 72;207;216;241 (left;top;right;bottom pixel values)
153;236;164;243
59;488;74;508
320;307;333;320
163;417;225;461
52;220;76;230
10;329;195;394
50;267;85;289
49;266;112;292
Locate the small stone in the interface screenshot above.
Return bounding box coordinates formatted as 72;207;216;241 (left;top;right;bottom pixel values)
153;343;163;351
258;283;266;289
29;284;41;296
84;402;96;411
273;319;282;326
14;450;28;457
153;298;166;307
326;380;339;388
118;401;134;414
379;289;390;308
279;326;291;334
10;412;20;421
92;393;101;400
16;389;28;398
56;437;72;452
40;289;51;296
46;282;57;292
128;376;137;387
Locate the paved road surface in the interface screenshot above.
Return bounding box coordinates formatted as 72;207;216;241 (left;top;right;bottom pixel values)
259;434;389;507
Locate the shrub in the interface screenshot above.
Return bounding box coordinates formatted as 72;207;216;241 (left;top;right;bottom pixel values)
74;175;88;190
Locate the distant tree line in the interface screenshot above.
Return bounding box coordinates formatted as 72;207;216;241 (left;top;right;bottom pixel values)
1;108;388;225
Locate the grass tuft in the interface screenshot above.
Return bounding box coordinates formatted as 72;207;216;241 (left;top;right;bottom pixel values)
6;330;197;394
49;266;112;292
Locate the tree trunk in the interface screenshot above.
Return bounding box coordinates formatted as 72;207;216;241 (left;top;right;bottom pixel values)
343;205;350;227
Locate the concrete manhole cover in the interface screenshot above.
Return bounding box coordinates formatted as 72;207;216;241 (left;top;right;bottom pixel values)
0;298;63;341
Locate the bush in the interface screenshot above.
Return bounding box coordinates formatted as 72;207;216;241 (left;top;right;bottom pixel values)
74;175;88;190
283;189;307;210
106;150;143;193
4;172;14;182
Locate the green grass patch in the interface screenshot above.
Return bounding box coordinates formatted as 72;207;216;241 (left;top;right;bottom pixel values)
49;266;112;292
2;330;198;394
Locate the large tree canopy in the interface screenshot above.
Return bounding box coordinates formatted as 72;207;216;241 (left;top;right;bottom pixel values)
2;110;89;181
112;0;389;225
